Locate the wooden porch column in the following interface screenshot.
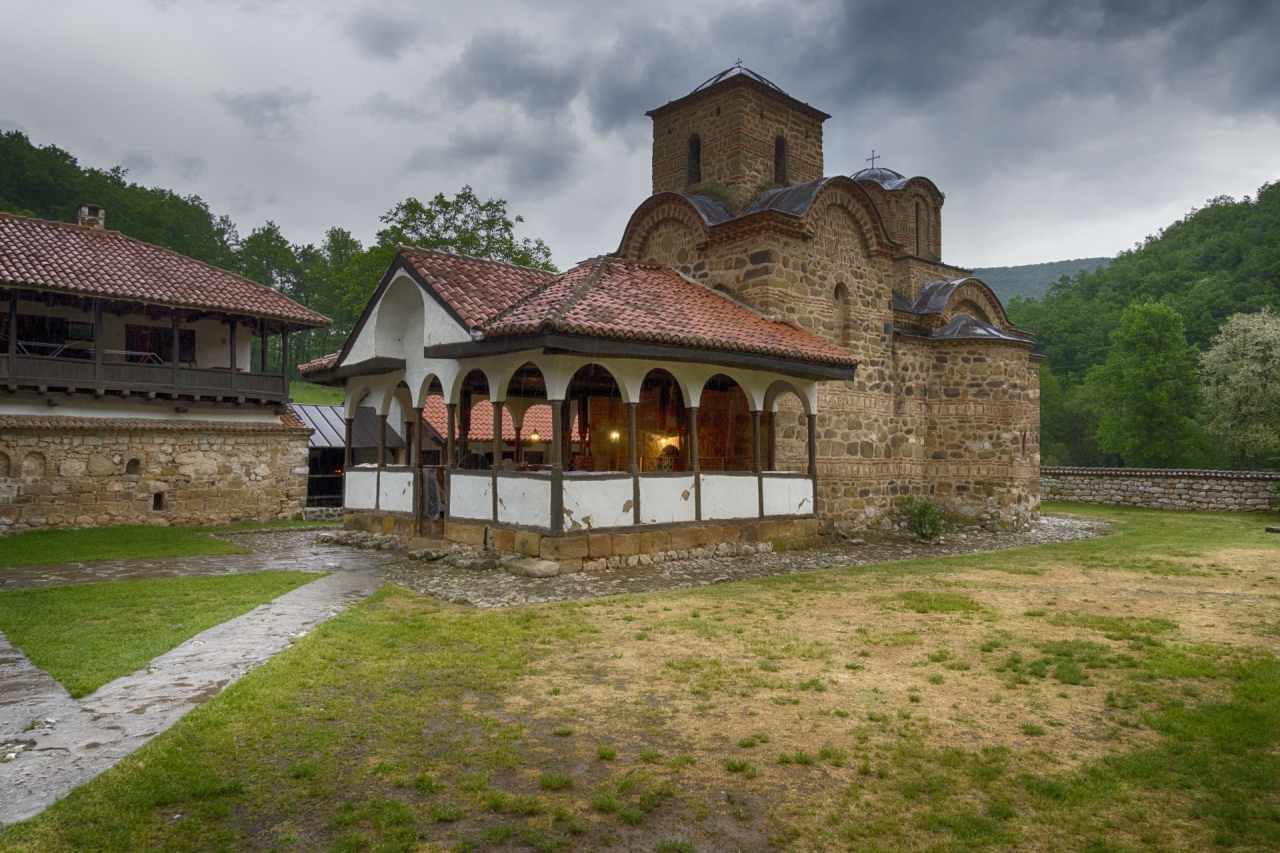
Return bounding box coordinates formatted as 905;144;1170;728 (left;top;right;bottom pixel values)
627;403;639;474
259;319;268;373
628;402;639;525
412;406;423;526
550;398;564;535
767;411;777;471
446;403;457;468
343;415;353;472
753;409;764;518
806;413;817;476
492;400;503;521
378;413;388;468
514;419;523;464
687;407;700;472
688;405;700;521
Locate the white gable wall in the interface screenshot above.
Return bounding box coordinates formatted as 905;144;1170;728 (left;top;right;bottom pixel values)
342;271;470;367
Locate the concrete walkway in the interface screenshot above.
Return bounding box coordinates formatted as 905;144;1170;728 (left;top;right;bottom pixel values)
0;570;381;826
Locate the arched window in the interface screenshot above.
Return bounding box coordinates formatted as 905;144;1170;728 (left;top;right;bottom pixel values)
834;283;850;347
686;135;701;185
774;136;788;184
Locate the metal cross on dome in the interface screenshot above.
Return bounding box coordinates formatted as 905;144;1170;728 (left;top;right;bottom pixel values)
734;58;743;69
867;150;880;169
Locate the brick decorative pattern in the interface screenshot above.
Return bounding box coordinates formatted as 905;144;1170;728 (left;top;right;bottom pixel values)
0;423;309;533
1041;467;1280;513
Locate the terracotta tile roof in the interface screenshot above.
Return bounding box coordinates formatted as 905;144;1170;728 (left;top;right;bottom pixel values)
422;397;562;442
0;212;330;328
297;352;339;376
481;257;857;368
0;413;311;433
399;247;555;328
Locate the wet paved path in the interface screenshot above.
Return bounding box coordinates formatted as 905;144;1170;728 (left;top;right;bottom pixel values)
0;570;381;826
0;528;386;592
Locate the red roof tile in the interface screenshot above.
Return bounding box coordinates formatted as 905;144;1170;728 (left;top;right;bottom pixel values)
297;351;339;375
399;247;555;328
484;257;856;367
0;213;330;327
422;397;562;442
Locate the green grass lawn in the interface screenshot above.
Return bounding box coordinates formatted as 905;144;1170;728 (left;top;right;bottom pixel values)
0;520;325;568
0;572;321;698
1;505;1278;852
290;381;343;404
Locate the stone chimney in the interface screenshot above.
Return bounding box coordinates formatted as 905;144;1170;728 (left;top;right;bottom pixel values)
77;204;106;230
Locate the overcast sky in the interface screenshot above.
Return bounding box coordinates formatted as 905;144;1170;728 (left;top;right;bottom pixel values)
3;0;1279;271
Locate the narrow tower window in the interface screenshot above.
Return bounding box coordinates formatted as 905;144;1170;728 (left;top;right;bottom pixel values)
686;135;701;185
915;202;921;256
774;136;788;185
834;283;850;346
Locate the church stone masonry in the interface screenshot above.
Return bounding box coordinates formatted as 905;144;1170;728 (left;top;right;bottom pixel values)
618;68;1041;530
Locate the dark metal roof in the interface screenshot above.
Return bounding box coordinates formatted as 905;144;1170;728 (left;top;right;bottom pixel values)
852;166;909;190
744;178;831;218
930;314;1026;342
291;404;405;450
678;194;736;226
691;65;787;96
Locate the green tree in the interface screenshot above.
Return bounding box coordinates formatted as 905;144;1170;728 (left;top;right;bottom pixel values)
376;186;556;272
1200;308;1280;468
1084;301;1208;467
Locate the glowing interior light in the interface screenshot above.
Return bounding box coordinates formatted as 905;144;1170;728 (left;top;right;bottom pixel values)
610;430;621;441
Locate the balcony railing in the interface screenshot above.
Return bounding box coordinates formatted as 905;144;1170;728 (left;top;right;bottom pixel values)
0;352;288;403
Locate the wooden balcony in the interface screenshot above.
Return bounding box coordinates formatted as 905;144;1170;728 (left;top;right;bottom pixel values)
0;352;288;404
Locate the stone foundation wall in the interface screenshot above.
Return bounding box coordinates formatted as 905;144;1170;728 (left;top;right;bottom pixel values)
0;416;310;533
1041;467;1280;513
345;512;824;575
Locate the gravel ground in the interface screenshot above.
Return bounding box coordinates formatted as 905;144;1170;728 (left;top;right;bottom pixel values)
383;514;1110;607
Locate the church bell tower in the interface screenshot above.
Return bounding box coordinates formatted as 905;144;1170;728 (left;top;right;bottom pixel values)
645;65;830;213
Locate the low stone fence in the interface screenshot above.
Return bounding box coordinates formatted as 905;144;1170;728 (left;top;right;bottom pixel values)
1041;467;1280;513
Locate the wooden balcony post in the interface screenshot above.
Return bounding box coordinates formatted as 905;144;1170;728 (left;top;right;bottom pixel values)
687;407;699;472
767;410;776;471
7;290;16;356
378;413;387;469
171;312;180;394
259;318;268;373
280;329;290;399
93;298;103;391
228;317;237;373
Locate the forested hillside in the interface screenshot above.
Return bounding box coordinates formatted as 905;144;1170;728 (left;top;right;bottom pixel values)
1007;183;1280;469
973;257;1111;302
0;131;554;376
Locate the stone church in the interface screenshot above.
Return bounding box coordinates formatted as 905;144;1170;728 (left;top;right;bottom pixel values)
614;67;1041;529
303;65;1040;550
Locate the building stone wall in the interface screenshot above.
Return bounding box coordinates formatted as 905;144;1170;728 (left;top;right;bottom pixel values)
856;180;944;261
1041;468;1280;513
0;417;310;533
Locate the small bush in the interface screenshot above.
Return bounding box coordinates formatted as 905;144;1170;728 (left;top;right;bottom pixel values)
895;496;946;541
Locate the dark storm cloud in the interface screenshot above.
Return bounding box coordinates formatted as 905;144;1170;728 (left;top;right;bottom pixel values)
405;116;584;192
440;28;585;118
213;87;314;140
343;5;426;61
